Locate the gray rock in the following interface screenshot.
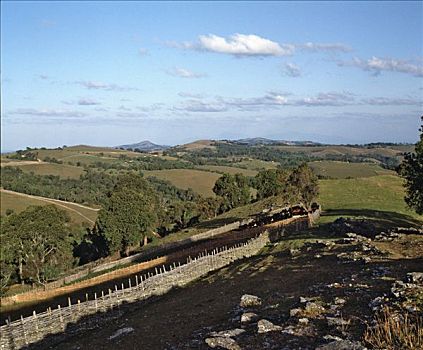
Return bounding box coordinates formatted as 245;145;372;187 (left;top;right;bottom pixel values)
240;312;259;324
316;340;367;350
109;327;134;340
240;294;262;308
326;317;350;327
407;272;423;284
209;328;245;338
298;317;309;325
305;301;325;315
257;319;282;333
290;308;302;317
334;297;346;305
205;337;241;350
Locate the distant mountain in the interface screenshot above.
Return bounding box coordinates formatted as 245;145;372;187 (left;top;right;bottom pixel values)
116;140;170;152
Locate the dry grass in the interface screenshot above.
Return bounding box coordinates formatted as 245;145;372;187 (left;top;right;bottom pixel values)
364;306;423;349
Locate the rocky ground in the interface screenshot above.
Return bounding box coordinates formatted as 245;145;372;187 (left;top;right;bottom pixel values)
36;218;422;350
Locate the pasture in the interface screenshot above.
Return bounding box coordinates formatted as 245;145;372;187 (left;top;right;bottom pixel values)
318;175;423;228
0;190;99;229
309;161;394;179
196;165;258;176
5;163;85;179
143;169;221;197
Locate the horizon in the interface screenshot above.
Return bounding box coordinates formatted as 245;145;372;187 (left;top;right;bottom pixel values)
1;1;422;150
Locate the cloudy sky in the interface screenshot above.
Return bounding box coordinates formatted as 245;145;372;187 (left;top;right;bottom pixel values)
1;1;422;150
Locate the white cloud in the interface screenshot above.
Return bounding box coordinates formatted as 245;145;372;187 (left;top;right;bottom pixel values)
166;67;206;78
197;33;294;57
9;108;86;119
284;63;301;77
338;56;423;77
78;98;101;106
298;42;351;53
75;80;139;91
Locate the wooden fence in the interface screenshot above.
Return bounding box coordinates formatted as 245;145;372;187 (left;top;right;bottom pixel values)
0;232;270;350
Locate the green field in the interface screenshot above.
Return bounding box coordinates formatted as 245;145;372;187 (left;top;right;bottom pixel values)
235;158;279;170
5;163;85;179
318;175;423;229
309;161;394;179
1;190;99;229
143;169;222;197
196;165;258;177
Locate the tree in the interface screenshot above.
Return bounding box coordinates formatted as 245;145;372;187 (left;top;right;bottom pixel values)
213;173;251;211
288;164;319;208
1;205;73;285
254;169;290;200
398;116;423;214
95;174;159;256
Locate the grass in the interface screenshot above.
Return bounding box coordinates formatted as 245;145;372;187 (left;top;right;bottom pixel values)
364;306;423;349
0;190;98;228
196;165;258;176
318;175;423;229
143;169;221;197
235;158;279;170
7;163;85;179
309;160;394;179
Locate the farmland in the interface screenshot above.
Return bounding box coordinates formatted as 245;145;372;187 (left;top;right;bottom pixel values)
309;160;394;179
5;162;85;179
143;169;221;197
0;189;99;228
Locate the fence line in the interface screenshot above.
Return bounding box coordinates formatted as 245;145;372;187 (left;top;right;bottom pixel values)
0;231;271;350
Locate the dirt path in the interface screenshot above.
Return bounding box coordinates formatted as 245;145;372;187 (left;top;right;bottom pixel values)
0;189;100;224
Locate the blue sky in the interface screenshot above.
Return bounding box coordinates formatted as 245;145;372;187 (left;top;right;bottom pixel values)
1;1;422;150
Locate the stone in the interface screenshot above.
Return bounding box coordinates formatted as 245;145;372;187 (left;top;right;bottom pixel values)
305;301;325;316
109;327;134;340
316;340;367;350
290;308;302;317
209;328;245;338
257;319;283;333
298;317;309;325
240;312;259;324
326;317;350;327
334;297;346;305
240;294;262;308
407;272;423;284
205;337;241;350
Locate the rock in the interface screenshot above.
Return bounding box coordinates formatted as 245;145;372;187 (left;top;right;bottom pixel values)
209;328;245;338
240;294;262;308
316;340;367;350
205;337;241;350
407;272;423;284
109;327;134;340
334;297;346;305
305;301;325;316
300;296;310;303
240;312;258;324
326;317;350;327
257;319;282;333
290;308;302;317
298;317;309;325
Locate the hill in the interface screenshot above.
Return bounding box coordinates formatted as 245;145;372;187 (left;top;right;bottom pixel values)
116;140;170;152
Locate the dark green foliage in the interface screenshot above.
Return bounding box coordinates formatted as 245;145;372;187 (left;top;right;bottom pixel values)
398;117;423;214
95;174;160;256
1;206;73;286
254;169;290;200
213;173;251;211
288;163;319;207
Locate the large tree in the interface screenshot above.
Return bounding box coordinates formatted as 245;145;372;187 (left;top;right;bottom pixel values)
254;168;290;200
288;164;319;207
95;174;159;256
1;205;73;285
398;116;423;214
213;173;251;211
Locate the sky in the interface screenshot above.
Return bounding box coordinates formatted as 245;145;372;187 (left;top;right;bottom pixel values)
1;1;422;150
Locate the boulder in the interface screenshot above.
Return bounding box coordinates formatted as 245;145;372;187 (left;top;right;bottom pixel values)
109;327;134;340
257;319;282;333
240;294;262;308
240;312;259;324
316;340;367;350
209;329;245;338
205;337;241;350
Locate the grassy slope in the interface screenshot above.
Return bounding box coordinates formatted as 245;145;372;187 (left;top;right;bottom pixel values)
196;165;258;176
1;191;98;228
5;163;85;179
309;161;394;179
143;169;221;197
318;175;423;229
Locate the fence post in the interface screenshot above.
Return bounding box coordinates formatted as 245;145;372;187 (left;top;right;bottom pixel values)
129;278;132;290
20;315;28;346
109;289;113;310
58;305;64;331
94;293;98;312
135;275;139;288
68;297;72;321
33;310;40;338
